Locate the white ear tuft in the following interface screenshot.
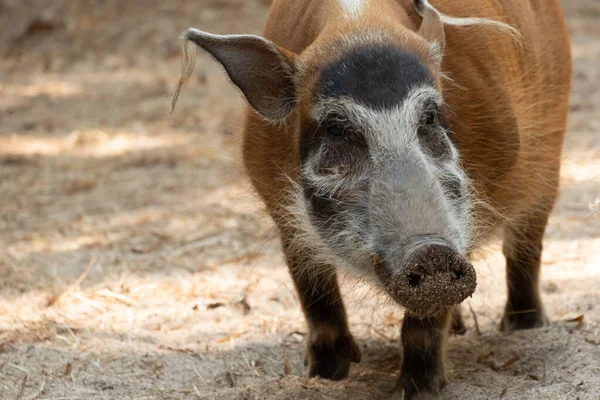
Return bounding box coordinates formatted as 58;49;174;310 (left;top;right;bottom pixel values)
172;28;298;121
413;0;523;42
413;0;523;67
414;0;445;66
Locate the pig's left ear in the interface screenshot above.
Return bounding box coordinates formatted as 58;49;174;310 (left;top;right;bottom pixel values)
413;0;445;67
180;29;298;121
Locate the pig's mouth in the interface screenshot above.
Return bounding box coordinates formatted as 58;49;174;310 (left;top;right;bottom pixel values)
374;238;477;316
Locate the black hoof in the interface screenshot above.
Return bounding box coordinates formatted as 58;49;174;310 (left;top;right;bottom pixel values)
501;307;548;331
306;328;361;380
393;370;446;400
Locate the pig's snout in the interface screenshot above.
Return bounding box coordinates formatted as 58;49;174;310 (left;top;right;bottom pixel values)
375;238;477;315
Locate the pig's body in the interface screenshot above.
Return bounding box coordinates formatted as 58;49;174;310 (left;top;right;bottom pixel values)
175;0;571;397
245;0;571;248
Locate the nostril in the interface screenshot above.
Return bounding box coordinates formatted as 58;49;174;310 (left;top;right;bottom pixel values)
452;268;463;280
407;273;422;288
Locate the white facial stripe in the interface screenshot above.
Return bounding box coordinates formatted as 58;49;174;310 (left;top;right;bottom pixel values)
338;0;365;18
313;86;440;151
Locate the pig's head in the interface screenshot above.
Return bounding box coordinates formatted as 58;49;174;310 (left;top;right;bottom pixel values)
174;2;477;315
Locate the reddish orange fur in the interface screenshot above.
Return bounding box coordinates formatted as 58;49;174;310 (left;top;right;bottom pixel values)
173;2;573;394
242;0;571;246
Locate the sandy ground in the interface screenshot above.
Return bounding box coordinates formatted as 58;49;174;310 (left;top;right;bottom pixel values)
0;0;599;399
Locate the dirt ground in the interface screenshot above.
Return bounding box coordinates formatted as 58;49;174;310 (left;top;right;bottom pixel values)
0;0;598;399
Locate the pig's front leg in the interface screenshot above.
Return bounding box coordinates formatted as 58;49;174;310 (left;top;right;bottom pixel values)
283;242;361;380
394;309;451;399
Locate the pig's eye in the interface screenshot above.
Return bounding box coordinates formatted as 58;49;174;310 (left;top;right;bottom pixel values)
326;120;346;140
421;102;439;126
423;110;436;126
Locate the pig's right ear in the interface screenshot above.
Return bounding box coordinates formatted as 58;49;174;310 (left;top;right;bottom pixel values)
182;28;298;121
